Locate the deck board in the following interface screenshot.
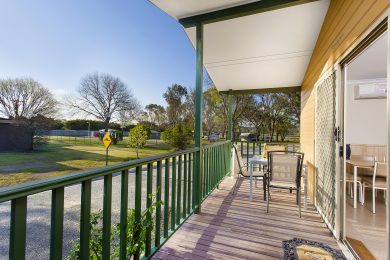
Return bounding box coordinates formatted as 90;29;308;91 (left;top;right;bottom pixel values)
152;177;341;259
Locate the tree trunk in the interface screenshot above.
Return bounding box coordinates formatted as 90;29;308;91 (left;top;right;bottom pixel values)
104;116;110;132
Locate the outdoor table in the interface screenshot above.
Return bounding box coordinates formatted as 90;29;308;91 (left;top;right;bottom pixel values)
249;155;308;209
346;160;375;208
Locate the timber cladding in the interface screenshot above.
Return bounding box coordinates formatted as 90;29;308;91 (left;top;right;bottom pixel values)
300;0;390;166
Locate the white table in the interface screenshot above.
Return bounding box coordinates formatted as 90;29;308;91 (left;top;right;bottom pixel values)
249;155;307;209
346;160;374;208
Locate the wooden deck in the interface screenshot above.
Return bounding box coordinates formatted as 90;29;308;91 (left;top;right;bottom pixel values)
152;177;341;259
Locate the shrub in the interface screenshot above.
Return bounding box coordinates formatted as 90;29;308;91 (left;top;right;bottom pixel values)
161;124;192;150
68;195;162;259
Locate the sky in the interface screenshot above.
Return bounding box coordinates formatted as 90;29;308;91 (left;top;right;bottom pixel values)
0;0;196;111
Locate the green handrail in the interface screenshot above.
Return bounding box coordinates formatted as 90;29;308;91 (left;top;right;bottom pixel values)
0;141;232;260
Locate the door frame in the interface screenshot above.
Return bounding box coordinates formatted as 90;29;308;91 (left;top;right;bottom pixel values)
337;12;389;258
313;9;389;258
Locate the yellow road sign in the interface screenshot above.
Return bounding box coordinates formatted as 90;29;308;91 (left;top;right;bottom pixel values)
102;132;112;149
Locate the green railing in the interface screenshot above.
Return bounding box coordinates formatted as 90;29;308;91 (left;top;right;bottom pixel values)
0;141;231;260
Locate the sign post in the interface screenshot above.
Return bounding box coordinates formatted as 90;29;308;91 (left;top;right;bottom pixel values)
102;132;113;166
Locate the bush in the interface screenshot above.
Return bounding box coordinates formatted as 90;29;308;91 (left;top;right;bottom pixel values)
161;124;192;150
68;195;162;259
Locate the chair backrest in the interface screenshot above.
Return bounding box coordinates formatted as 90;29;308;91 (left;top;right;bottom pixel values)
233;144;247;176
374;162;387;178
350;154;376;162
265;144;287;152
268;151;304;187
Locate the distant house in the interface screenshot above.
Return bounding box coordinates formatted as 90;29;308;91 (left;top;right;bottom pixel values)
0;119;33;151
150;130;161;139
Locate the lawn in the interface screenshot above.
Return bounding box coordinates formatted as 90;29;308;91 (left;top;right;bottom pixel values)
0;137;173;187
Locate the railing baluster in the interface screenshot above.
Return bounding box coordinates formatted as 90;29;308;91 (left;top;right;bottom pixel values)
80;180;92;260
209;148;213;189
212;147;215;188
155;160;162;247
217;146;221;187
134;166;142;260
119;169;129;260
102;174;112;260
205;149;209;195
202;149;208;198
215;147;217;187
10;197;27;260
176;155;182;225
164;159;170;238
208;148;211;194
183;154;187;218
171;157;177;231
246;141;249;166
145;163;153;257
192;152;196;211
187;153;192;214
50;187;64;260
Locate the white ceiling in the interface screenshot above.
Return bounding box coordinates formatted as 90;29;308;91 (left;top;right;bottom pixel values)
348;32;388;81
150;0;330;91
149;0;257;20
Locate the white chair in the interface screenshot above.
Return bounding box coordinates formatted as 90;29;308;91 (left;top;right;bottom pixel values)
265;151;304;217
346;155;375;204
231;145;264;195
362;162;387;214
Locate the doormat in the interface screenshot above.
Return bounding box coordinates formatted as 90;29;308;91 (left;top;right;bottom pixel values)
283;238;346;260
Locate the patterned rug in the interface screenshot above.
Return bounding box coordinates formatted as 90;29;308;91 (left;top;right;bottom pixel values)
283;238;346;260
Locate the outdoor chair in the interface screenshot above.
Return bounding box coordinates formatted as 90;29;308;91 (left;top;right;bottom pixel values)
232;144;264;195
265;151;304;217
362;162;387;213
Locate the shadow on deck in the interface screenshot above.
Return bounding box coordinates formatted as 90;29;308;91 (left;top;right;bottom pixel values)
153;177;340;259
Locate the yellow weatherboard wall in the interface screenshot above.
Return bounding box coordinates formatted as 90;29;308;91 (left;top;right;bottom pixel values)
300;0;390;167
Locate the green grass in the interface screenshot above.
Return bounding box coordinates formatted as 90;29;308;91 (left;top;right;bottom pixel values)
0;137;173;187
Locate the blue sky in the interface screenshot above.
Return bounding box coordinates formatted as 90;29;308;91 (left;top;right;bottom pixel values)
0;0;195;109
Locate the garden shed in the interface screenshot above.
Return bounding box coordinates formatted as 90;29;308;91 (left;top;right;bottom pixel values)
0;119;33;151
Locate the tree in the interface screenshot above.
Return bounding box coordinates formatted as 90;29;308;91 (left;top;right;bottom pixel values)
163;84;188;126
66;73;140;131
128;124;148;158
0;78;57;119
144;104;167;130
242;96;267;141
219;92;252;136
161;123;192;150
242;92;300;142
202;86;224;136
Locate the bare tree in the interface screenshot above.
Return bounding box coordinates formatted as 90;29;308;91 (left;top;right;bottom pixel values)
66;73;140;130
0;78;57;119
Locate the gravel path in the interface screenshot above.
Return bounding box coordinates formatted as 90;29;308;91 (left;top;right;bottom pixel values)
0;168;164;260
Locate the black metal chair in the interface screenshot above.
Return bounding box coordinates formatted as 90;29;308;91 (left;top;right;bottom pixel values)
231;144;265;195
265;150;304;217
